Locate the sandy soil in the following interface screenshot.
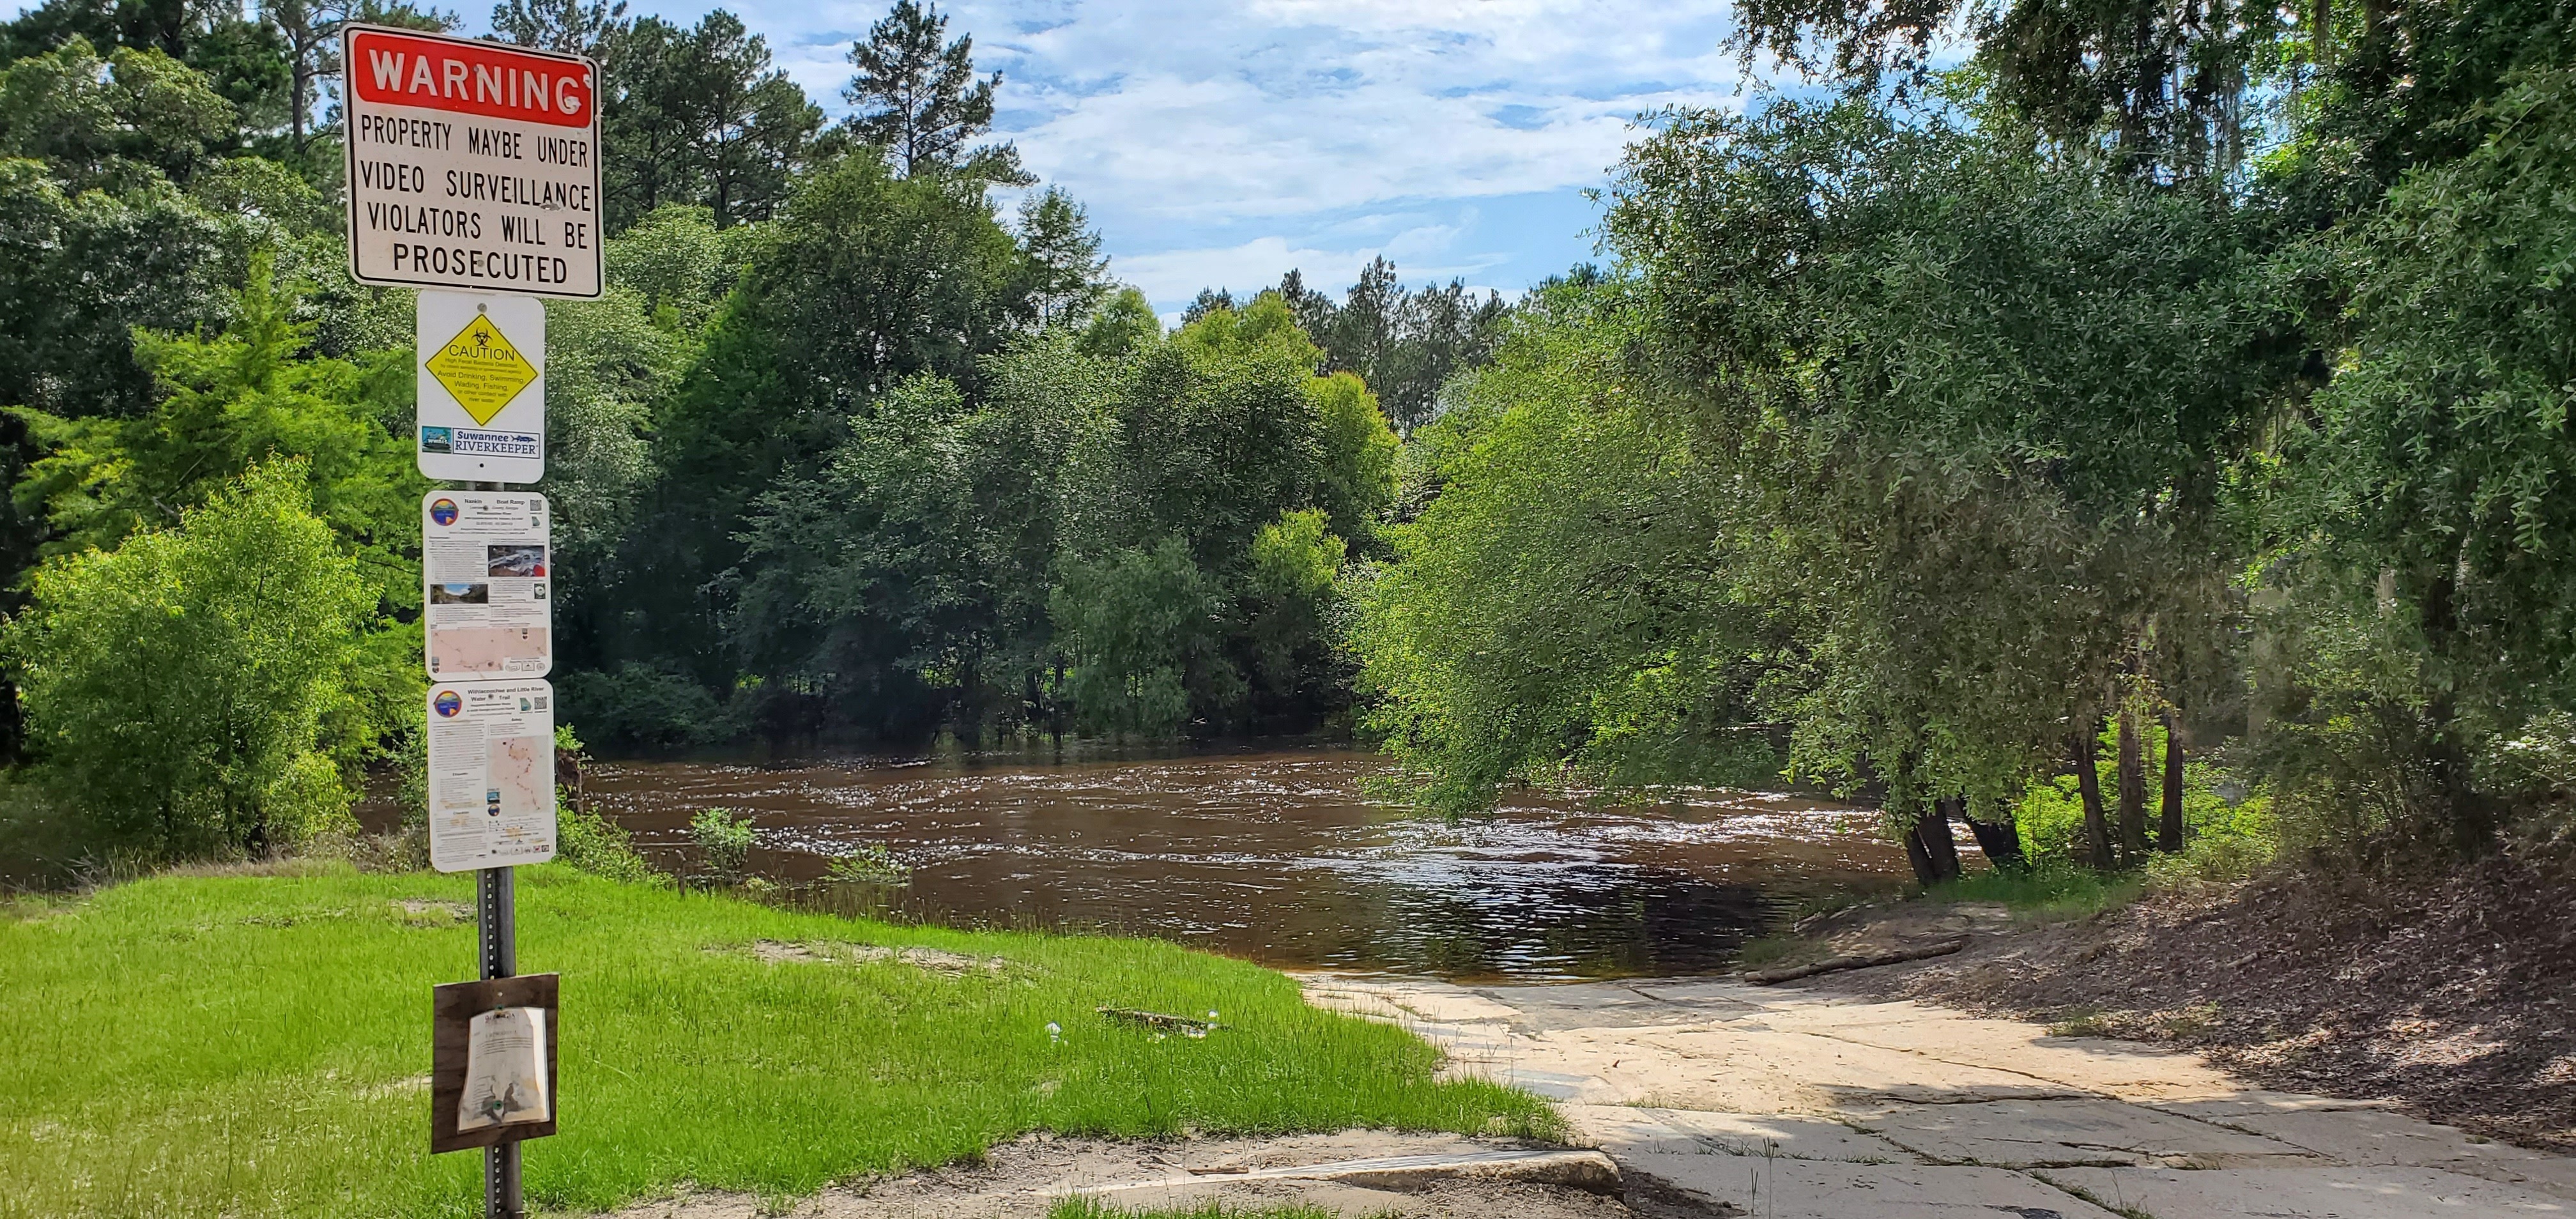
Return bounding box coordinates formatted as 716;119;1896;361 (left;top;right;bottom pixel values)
1810;853;2576;1151
612;1131;1669;1218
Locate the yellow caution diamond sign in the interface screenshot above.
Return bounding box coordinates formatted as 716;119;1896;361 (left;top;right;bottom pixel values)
424;311;538;425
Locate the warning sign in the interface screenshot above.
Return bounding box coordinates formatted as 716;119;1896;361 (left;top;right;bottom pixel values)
418;290;544;482
425;310;539;424
341;24;602;298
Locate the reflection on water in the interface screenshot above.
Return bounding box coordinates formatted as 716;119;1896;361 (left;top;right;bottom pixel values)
583;747;1906;982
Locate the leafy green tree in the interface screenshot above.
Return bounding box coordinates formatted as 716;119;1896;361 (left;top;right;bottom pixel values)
2266;66;2576;844
0;35;236;190
599;152;1038;697
10;259;422;602
1353;283;1782;811
1307;371;1397;554
3;462;378;859
490;0;625;59
1274;260;1510;433
1076;287;1162;358
601;11;821;229
2;0;288;137
840;0;1024;183
0;158;229;419
1052;537;1232;737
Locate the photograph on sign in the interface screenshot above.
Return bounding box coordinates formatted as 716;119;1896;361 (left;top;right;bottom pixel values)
341;23;602;298
425;678;556;873
417;291;544;482
423;490;549;676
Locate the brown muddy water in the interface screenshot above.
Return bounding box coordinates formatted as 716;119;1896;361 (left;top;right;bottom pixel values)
579;747;1909;982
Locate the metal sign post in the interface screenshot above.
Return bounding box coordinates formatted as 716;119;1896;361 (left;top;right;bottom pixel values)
478;864;519;1217
342;24;601;1219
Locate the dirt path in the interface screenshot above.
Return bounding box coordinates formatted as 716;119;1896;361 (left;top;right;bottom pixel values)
1302;971;2576;1218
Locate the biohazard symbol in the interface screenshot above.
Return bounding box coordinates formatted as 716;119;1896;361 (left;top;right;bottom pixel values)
424;312;538;425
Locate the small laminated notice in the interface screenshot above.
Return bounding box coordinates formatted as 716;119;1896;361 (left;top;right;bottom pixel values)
423;491;551;678
425;678;556;872
458;1006;551;1131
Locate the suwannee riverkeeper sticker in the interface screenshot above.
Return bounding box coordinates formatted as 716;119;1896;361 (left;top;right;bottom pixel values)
342;25;604;298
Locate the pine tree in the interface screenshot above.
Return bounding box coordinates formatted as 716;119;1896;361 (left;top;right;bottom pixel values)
841;0;1027;182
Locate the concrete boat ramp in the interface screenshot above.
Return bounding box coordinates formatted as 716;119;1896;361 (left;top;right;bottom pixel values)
1303;971;2576;1218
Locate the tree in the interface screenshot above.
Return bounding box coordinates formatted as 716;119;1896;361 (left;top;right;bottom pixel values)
1014;187;1108;327
3;0;289;139
490;0;625;59
1268;258;1511;432
3;462;380;860
601;12;821;230
11;259;423;603
0;36;236;190
841;0;1025;183
598;152;1037;698
2264;66;2576;846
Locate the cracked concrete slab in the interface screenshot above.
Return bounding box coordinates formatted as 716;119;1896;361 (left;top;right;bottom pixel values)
1850;1097;2324;1169
1561;1103;1915;1162
1301;971;2576;1218
2038;1165;2575;1216
1621;1153;2124;1218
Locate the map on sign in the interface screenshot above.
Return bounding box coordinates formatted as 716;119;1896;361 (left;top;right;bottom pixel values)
417;291;544;482
423;490;550;677
341;24;602;298
425;678;556;872
425;309;537;424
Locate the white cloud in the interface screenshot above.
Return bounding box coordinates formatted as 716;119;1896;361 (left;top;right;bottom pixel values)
633;0;1758;304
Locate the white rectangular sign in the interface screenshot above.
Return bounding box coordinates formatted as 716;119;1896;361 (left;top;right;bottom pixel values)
427;678;558;872
424;491;551;678
417;291;545;482
342;24;602;298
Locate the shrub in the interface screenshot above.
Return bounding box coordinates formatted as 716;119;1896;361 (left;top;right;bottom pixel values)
824;843;910;885
3;463;378;861
688;808;755;885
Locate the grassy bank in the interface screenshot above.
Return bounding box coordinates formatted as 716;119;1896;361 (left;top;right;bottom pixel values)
0;864;1551;1218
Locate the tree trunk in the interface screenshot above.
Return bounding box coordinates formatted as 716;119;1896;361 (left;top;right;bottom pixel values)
1924;796;1965;879
2074;726;2114;870
2117;707;2147;865
1901;811;1938;885
1963;804;2027;868
2159;710;2186;852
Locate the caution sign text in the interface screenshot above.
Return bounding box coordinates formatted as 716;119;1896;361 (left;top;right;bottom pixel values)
426;312;539;424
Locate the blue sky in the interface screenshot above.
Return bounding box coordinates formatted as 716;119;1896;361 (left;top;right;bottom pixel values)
13;0;1768;314
607;0;1763;316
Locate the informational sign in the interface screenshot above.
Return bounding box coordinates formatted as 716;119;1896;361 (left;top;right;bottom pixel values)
416;291;546;482
342;24;602;298
426;678;557;873
424;491;550;677
431;974;560;1153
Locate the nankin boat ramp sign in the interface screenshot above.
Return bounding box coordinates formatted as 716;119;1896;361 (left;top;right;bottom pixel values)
342;24;603;298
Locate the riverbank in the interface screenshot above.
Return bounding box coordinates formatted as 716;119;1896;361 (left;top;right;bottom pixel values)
1759;854;2576;1153
0;864;1552;1218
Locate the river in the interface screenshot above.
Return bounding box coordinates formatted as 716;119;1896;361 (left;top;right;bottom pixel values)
581;747;1906;982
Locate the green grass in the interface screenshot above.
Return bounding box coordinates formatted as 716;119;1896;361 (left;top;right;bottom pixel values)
0;864;1551;1218
1926;861;2145;922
